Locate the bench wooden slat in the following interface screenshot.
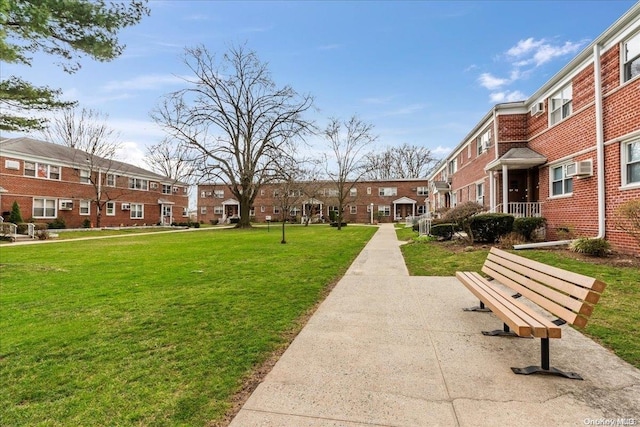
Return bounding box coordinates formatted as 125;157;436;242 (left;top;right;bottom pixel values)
457;271;533;337
458;272;562;338
482;263;588;328
489;247;606;293
483;259;594;317
486;253;602;304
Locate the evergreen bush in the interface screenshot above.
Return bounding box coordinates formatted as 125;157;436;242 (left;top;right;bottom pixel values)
469;213;514;243
513;217;547;241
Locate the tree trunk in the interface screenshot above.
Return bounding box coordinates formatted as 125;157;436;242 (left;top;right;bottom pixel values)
281;221;286;244
236;194;253;228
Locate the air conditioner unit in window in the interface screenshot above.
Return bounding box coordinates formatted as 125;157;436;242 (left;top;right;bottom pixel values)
121;203;131;210
566;160;593;177
530;101;545;116
59;200;73;210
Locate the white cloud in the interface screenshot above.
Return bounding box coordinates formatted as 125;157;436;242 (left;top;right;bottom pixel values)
116;140;147;168
506;37;545;57
101;74;188;92
433;145;452;155
478;73;509;90
489;90;526;103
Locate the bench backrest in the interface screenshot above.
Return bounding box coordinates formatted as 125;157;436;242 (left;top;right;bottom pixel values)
482;247;607;328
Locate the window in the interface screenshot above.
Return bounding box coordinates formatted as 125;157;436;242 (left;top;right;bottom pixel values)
129;178;148;191
260;206;265;213
214;190;224;198
214;206;223;215
325;188;338;197
33;198;56;218
551;164;574;196
163;184;172;194
417;205;426;215
378;187;397;196
106;201;115;216
350;205;357;214
80;169;91;183
201;191;206;198
260;189;265;196
417;186;428;196
273;206;281;214
350;188;357;197
378;205;390;216
273;189;280;197
200;207;207;214
182;207;188;217
150;182;158;190
367;187;371;195
623;140;640;186
448;159;458;174
550;84;572;125
476;183;484;204
24;162;60;180
79;200;90;215
106;174;116;187
130;203;144;219
477;129;492;155
624;31;640;82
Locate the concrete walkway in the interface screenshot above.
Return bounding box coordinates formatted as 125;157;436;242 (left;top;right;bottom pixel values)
230;224;640;426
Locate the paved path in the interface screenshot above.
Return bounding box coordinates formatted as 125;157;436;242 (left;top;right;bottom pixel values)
230;224;640;426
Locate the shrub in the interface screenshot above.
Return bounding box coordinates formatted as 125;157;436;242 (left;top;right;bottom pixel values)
430;223;458;240
497;232;527;249
48;218;66;229
513;217;547;241
570;237;611;257
469;213;514;243
210;219;219;225
82;218;92;228
615;199;640;248
441;201;484;243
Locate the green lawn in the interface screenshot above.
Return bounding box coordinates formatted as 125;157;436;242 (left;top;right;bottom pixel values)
0;225;376;426
400;232;640;369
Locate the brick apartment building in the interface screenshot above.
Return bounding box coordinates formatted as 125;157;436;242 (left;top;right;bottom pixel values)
0;137;189;228
197;179;430;225
428;3;640;255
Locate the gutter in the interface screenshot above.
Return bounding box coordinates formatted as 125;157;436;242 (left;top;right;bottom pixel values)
515;43;606;250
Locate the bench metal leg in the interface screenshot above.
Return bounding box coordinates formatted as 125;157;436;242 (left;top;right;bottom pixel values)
482;323;518;337
511;338;583;380
464;301;491;312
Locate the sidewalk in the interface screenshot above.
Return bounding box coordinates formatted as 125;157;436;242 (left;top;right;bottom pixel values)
230;224;640;426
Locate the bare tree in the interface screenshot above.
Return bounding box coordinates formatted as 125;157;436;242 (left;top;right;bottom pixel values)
152;44;315;229
271;157;308;243
364;143;437;180
144;137;197;184
42;107;123;227
323;116;377;230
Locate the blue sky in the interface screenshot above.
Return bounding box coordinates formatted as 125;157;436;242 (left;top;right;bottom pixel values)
4;0;638;168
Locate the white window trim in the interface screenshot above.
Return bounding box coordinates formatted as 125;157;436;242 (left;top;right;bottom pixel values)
549;83;573;126
549;163;574;199
79;200;91;216
33;198;57;218
622;30;640;84
621;139;640;189
106;201;116;216
350;205;357;214
130;203;144;219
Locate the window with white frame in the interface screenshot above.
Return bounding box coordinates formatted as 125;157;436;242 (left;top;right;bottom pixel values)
477;129;492;155
378;205;390;216
325;188;339;197
417;205;426;215
476;183;484;204
550;84;573;125
623;31;640;82
260;206;265;212
130;203;144;219
182;207;188;217
106;201;115;216
550;164;574;196
33;198;56;218
200;191;206;198
214;190;224;198
249;207;255;216
350;188;357;197
24;162;61;180
448;158;457;174
80;169;91;183
129;177;148;191
623;139;640;186
378;187;397;196
79;200;90;215
273;206;281;214
350;205;357;214
200;206;207;214
367;187;371;195
163;184;172;194
417;186;428;196
106;174;116;187
214;206;223;215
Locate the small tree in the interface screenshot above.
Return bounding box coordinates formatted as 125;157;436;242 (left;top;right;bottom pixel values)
441;201;484;243
9;201;23;224
615;199;640;249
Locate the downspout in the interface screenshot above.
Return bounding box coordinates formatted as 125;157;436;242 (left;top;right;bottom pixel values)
515;43;606;249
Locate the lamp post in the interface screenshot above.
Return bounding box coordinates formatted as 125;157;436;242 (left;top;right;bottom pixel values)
370;203;374;224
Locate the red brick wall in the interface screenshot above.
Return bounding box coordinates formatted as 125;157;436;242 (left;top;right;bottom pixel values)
0;157;189;228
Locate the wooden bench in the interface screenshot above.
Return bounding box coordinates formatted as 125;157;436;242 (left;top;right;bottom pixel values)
456;247;607;380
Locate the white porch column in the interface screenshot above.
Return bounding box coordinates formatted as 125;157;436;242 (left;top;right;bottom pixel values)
489;171;495;212
502;164;509;214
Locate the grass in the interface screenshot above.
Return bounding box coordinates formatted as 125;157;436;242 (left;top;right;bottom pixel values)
0;225;377;426
399;230;640;369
